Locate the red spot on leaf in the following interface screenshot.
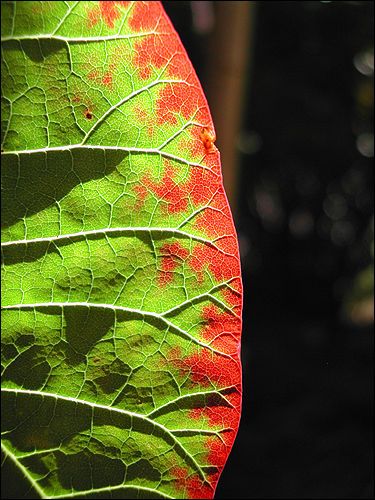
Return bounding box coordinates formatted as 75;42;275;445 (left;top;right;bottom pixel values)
186;476;214;499
206;436;229;470
165;345;183;364
102;72;113;88
156;81;207;125
134;105;147;121
87;69;113;89
84;109;93;120
158;242;189;286
133;161;241;286
99;1;122;28
170;304;242;479
88;70;99;81
87;7;100;27
155;52;210;126
170;390;241;495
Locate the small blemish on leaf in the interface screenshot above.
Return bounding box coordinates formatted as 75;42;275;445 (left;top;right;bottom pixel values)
200;127;216;153
84;110;93;120
88;70;99;82
102;72;113;87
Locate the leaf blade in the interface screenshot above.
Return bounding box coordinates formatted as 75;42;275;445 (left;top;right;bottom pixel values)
1;2;243;498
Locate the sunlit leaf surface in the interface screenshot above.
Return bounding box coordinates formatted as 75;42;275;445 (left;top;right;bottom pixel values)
1;2;243;498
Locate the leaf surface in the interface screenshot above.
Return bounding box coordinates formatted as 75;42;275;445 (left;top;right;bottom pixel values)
1;2;243;498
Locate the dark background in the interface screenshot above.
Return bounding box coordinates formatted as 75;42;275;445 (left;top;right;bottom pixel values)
163;1;373;498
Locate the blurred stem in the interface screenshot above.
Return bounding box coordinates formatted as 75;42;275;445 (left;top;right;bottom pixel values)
205;1;255;217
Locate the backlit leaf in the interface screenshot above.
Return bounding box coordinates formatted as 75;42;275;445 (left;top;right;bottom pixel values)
1;2;243;498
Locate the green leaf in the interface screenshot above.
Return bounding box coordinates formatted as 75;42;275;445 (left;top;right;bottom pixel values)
1;2;243;498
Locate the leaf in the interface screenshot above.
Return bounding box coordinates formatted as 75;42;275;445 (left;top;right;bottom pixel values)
1;2;243;499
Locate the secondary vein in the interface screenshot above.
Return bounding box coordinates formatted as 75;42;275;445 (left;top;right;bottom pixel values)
1;387;207;481
0;302;232;359
0;226;220;252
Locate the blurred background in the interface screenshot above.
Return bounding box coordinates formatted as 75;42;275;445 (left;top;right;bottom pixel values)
163;1;373;498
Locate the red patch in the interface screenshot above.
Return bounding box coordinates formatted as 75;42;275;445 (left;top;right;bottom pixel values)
130;3;171;80
133;184;148;210
221;278;242;311
169;301;242;479
142;164;189;213
135;160;219;214
169;377;240;496
88;1;129;29
188;391;241;482
158;60;210;126
188;189;241;285
152;46;211;125
133;36;165;80
128;1;166;31
159;242;189;286
188;390;241;431
186;475;214;499
87;7;100;28
129;3;210;125
170;301;242;460
133;161;241;287
156;80;209;126
171;467;214;499
134;105;154;137
165;346;183;363
189;240;240;286
134;105;147;122
87;69;113;89
200;305;240;353
173;348;240;393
